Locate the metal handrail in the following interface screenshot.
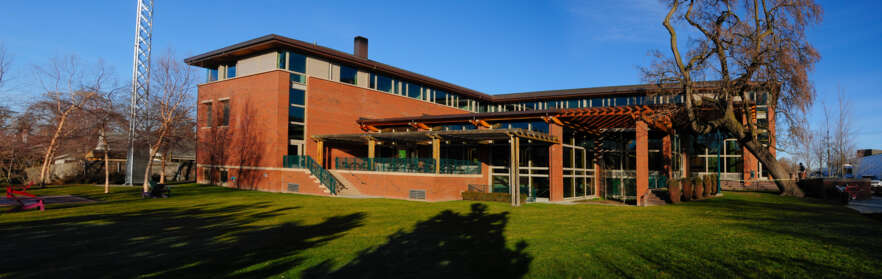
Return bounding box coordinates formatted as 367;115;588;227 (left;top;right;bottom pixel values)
283;155;338;195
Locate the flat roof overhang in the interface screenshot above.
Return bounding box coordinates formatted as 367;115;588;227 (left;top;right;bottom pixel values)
357;105;674;135
313;128;560;145
185;34;736;103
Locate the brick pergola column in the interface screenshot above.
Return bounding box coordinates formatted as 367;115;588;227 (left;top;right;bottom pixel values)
636;120;649;206
662;134;672;178
549;123;564;202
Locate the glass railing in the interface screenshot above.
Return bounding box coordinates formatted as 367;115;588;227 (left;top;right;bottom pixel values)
335;157;481;175
283;155;338;195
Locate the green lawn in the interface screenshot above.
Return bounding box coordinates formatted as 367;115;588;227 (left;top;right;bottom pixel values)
2;184;881;278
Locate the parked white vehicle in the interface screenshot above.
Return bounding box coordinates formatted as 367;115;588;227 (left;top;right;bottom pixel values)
871;180;882;195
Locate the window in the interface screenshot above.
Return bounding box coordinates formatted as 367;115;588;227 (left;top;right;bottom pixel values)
220;100;230;126
203;168;212;182
288;123;304;140
458;98;471;110
407;82;422;99
288;52;306;73
340;66;357;85
207;68;218;82
203;102;213;127
434;90;447;105
288;77;306;158
531;121;549;133
372;73;395;93
225;64;236;79
288;144;300;156
278;51;286;69
289;88;305;106
279;51;307;73
220;169;228;183
289;106;305;123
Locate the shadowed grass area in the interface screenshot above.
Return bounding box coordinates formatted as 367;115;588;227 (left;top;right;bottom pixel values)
2;185;881;278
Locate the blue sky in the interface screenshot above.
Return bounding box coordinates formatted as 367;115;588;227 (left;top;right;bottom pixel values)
1;0;879;153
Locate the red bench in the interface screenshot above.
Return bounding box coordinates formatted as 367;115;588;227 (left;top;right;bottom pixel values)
5;182;44;212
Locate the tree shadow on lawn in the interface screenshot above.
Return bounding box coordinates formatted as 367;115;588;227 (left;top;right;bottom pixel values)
619;195;882;278
689;195;882;249
302;203;533;279
0;202;366;278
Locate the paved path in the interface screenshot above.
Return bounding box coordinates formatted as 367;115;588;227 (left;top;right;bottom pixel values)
0;195;95;206
847;196;882;214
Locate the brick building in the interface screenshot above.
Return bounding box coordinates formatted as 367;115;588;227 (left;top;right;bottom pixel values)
184;34;774;204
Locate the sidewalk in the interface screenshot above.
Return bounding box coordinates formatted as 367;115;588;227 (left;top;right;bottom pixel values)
847;196;882;214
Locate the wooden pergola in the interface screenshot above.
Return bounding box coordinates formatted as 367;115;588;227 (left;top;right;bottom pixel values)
346;105;674;206
555;105;673;134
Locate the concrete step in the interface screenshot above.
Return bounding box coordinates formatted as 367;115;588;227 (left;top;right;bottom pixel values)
306;173;331;194
327;170;362;196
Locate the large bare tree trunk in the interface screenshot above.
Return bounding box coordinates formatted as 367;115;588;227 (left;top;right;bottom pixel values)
39;114;68;187
160;149;169;184
142;129;168;192
104;149;110;193
742;140;804;197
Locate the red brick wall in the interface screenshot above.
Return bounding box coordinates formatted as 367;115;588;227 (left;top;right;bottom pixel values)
635;120;649;205
304;77;470;162
197;166;330;196
195;71;288;170
334;171;484;201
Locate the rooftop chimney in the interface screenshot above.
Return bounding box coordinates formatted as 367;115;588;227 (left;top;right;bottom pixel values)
354;36;368;59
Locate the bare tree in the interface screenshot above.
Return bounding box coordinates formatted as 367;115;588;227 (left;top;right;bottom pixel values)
829;87;855;176
33;56;109;186
84;88;125;192
643;0;822;196
199;114;230;185
141;51;195;192
0;43;10;90
233;101;264;189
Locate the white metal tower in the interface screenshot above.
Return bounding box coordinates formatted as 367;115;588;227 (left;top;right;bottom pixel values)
125;0;153;185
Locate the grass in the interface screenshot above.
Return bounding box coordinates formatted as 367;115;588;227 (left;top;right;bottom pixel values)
2;184;881;278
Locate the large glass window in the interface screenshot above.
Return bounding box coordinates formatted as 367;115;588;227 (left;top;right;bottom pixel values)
288;124;304;140
207;68;218;82
434;90;447;105
458;98;471;110
225;65;236;79
289;106;305;123
288;52;306;73
340;66;358;85
289;88;305;106
372;74;395;93
530;121;549;133
407;82;422;99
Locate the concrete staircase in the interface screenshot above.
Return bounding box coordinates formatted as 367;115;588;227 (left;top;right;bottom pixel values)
305;170;332;195
328;170;362;196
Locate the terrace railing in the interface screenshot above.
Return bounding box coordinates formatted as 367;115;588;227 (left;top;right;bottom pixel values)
335;157;480;175
283;155;338;195
649;174;668;189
